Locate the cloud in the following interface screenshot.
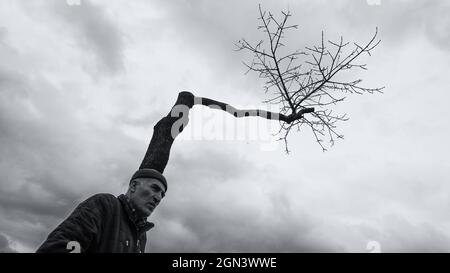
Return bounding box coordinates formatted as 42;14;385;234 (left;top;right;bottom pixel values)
53;0;125;75
15;0;125;76
150;203;340;252
0;23;140;250
356;215;450;252
424;2;450;51
0;27;7;41
149;0;303;96
339;0;450;51
0;233;17;253
146;149;343;252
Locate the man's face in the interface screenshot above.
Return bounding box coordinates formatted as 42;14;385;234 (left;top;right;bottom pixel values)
129;178;166;217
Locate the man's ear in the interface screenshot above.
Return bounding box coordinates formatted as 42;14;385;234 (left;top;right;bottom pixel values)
129;180;138;192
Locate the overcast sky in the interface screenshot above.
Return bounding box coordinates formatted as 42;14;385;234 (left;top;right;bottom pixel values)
1;0;449;253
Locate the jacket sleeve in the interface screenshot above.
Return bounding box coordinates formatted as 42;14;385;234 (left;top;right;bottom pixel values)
36;194;113;253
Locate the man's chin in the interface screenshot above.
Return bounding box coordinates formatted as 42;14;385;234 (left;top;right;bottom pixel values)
142;208;154;217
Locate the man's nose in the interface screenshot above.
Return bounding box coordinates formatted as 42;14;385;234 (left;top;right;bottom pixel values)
152;194;162;203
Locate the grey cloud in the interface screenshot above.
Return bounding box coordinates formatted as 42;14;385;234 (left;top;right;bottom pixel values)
147;155;343;252
358;215;450;252
0;47;143;250
117;113;162;128
150;0;278;93
0;30;166;249
0;75;81;214
13;0;125;76
51;0;125;75
339;0;450;51
0;233;17;253
0;27;7;41
159;213;340;252
424;3;450;51
151;0;389;100
149;196;341;252
0;207;57;251
168;145;254;184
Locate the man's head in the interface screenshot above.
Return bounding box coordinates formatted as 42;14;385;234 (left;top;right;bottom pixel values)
126;169;167;218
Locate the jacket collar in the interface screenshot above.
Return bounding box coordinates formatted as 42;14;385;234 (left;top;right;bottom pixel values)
118;194;154;232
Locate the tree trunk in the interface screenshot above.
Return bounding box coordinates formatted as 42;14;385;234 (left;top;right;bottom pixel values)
138;91;194;173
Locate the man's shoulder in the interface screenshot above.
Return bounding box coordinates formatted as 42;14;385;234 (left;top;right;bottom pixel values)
80;193;120;210
88;193;118;201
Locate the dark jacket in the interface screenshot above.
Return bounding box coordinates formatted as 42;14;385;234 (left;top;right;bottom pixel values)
36;193;154;253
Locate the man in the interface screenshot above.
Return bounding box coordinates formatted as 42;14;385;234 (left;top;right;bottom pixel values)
36;168;167;253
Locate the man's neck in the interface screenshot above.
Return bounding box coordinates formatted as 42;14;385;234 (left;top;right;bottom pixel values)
119;194;155;232
123;194;147;220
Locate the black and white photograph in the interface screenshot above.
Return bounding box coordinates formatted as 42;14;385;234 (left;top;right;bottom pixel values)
0;0;449;260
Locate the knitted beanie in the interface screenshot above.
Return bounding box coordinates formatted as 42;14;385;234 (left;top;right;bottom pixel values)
130;169;167;192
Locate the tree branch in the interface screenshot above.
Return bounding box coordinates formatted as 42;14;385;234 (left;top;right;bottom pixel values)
196;96;314;123
139;92;314;172
236;6;383;152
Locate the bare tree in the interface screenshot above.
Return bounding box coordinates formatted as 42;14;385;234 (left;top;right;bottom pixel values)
236;5;383;152
139;6;383;173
